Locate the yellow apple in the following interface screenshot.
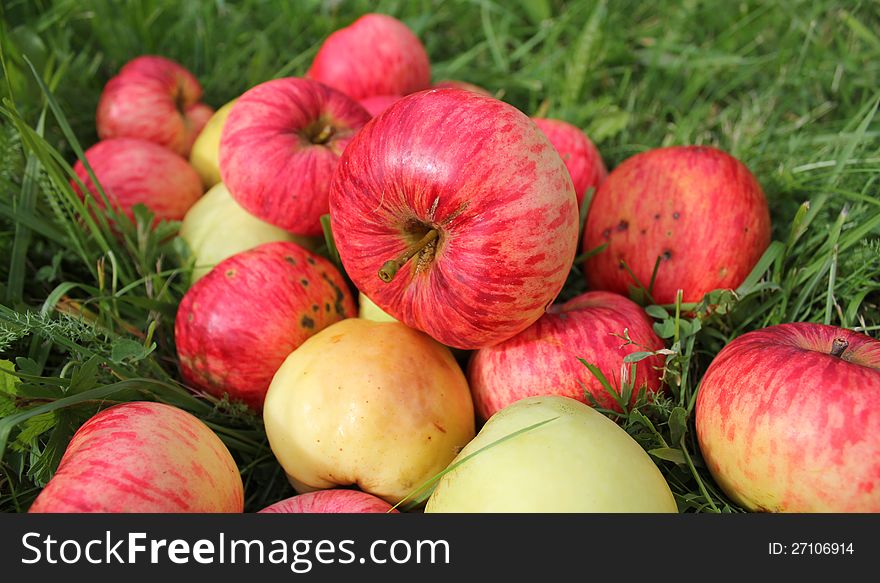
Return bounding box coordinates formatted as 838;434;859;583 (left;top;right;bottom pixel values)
179;182;318;283
263;318;475;505
425;395;678;512
189;99;236;188
358;291;398;322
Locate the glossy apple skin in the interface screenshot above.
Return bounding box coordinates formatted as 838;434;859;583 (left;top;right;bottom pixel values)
175;241;356;411
358;94;403;117
179;183;317;283
29;402;243;513
72;138;203;223
583;145;771;305
432;79;491;96
307;13;431;100
219;77;370;236
97;55;213;156
189;99;237;188
468;291;665;421
329;89;579;350
258;490;397;514
696;322;880;512
263;319;475;505
533;118;607;207
425;396;677;512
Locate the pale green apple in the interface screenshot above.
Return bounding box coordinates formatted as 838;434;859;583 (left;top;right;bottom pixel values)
179;182;318;283
189;99;236;188
358;291;398;322
425;395;678;512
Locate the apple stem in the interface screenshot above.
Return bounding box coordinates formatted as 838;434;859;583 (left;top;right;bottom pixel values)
378;229;439;283
830;338;849;358
312;124;335;144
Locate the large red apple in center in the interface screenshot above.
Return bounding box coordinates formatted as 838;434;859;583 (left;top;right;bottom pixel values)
696;322;880;512
328;89;579;350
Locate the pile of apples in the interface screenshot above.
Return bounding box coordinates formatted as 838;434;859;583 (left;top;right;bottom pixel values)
36;14;879;514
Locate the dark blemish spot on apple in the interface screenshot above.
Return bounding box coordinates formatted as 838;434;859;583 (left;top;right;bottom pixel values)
673;212;680;219
654;213;661;220
662;250;672;261
284;255;296;265
616;220;629;232
666;231;672;237
300;278;309;287
312;304;319;312
602;228;612;239
744;227;750;233
321;273;348;315
306;257;316;265
433;421;447;433
300;315;315;329
640;229;647;235
187;313;194;322
325;302;331;312
226;269;236;278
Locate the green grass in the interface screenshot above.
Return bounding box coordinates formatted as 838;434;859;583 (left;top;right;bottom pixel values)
0;0;878;513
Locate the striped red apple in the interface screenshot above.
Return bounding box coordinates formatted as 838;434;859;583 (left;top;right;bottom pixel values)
468;291;666;421
259;490;397;514
696;322;880;512
219;77;370;236
72;137;203;223
307;13;431;100
29;402;243;513
97;55;213;157
583;145;771;304
329;88;579;350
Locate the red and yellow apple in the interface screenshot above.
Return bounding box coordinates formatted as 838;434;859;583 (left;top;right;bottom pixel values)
263;318;475;505
425;396;677;512
178;183;317;283
219;77;370;236
307;13;431;100
533;117;607;207
72;137;203;223
582;145;771;304
97;55;213;157
175;241;355;411
696;322;880;512
29;402;243;513
258;490;397;514
189;99;237;188
468;291;666;421
329;88;579;350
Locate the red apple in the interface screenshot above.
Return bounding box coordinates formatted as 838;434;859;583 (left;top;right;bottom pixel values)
219;77;370;236
97;55;213;156
174;241;356;411
258;490;398;513
432;79;491;96
328;89;579;350
307;13;431;100
696;322;880;512
468;291;666;420
533;117;607;207
72;138;203;223
358;94;403;117
29;402;243;513
582;145;771;305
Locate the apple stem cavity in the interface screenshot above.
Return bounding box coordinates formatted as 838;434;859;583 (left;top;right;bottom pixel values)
830;338;849;358
378;229;439;283
312;124;335;145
